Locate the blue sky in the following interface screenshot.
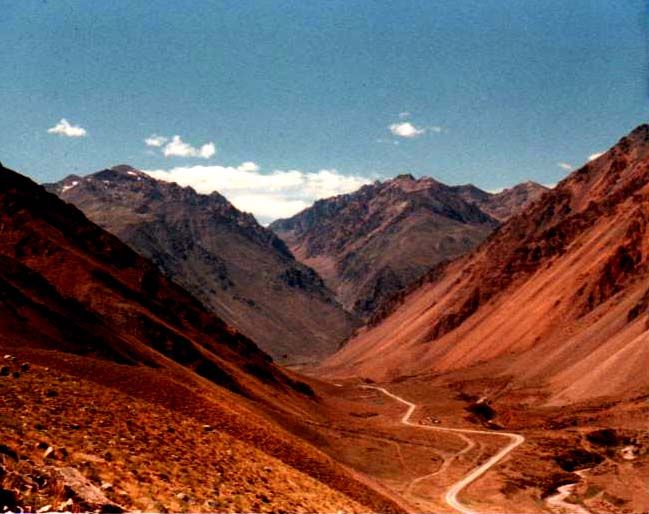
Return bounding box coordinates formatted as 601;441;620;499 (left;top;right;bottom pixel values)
1;1;647;222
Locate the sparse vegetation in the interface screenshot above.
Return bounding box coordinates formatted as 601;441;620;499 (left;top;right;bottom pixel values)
466;402;496;422
0;361;367;513
586;428;624;447
554;449;604;472
584;484;603;499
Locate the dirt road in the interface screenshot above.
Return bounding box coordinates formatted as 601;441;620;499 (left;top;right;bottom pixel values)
363;385;525;514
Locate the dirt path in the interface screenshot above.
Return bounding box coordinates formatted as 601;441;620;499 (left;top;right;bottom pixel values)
404;431;475;497
545;470;591;514
363;385;525;514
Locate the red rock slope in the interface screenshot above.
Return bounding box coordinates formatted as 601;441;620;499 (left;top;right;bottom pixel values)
0;163;405;513
321;125;649;405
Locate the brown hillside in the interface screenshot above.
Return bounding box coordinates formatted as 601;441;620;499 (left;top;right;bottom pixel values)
321;125;649;405
0;163;406;513
271;175;501;320
46;166;355;363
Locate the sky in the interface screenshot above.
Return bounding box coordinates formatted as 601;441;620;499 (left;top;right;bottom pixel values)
1;1;647;223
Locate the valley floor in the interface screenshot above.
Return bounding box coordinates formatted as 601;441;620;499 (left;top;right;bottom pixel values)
295;371;649;514
0;346;404;514
2;346;647;513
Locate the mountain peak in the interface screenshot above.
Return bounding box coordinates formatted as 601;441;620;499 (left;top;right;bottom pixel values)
495;180;548;197
271;175;500;319
46;168;355;361
110;164;139;173
393;173;416;181
70;166;156;188
520;180;545;188
628;123;649;140
616;123;649;159
452;181;548;221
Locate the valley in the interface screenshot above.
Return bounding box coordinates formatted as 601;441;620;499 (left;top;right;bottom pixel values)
361;385;525;514
295;374;648;513
1;124;648;514
3;3;646;513
4;347;644;513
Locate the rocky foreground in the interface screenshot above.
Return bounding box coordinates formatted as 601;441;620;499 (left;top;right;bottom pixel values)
0;355;367;513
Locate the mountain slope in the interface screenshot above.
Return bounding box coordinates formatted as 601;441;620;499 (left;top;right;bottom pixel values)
321;125;649;405
454;181;549;221
0;163;405;513
270;174;501;319
46;166;355;362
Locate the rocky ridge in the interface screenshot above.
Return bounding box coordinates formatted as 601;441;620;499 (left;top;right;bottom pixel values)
47;166;356;362
322;124;649;405
271;174;545;320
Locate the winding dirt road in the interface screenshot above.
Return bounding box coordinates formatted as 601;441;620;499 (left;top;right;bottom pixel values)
362;385;525;514
545;470;591;514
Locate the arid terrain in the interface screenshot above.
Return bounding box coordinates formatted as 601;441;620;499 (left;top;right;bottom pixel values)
1;126;648;514
271;175;545;320
322;125;649;400
310;125;649;512
3;2;646;513
1;356;370;513
0;164;405;513
46;166;355;363
307;375;648;514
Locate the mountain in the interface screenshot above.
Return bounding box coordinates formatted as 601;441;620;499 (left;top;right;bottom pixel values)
454;181;549;221
271;174;522;320
321;125;649;405
46;166;356;363
0;163;405;513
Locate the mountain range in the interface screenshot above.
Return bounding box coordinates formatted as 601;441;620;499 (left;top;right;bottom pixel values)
321;124;649;405
0;163;405;513
46;166;356;363
271;175;547;319
1;124;647;513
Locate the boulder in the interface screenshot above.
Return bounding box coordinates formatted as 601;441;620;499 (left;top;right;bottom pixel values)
43;446;55;460
52;467;124;513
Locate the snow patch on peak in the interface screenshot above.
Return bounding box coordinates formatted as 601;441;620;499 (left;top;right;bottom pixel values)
61;181;79;193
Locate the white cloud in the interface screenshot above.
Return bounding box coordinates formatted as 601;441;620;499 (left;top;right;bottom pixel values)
143;163;372;224
144;135;168;147
557;162;573;171
47;119;87;137
389;122;426;138
428;126;444;133
161;135;216;159
588;152;604;161
238;161;260;172
398;111;411;119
